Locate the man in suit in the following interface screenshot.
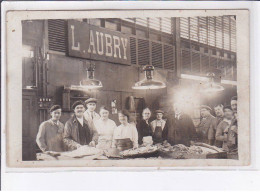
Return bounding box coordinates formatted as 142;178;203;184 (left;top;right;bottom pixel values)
166;103;197;146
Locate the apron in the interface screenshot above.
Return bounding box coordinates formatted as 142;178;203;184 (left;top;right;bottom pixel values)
153;121;163;143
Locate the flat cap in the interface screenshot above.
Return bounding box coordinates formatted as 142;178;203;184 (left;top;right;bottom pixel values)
49;105;61;112
200;105;212;111
85;98;97;104
72;100;85;110
155;110;164;114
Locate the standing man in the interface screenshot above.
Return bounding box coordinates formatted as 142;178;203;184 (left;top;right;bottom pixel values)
84;98;100;130
231;96;237;113
166;103;197;146
150;110;167;144
136;108;153;145
36;105;65;153
215;105;233;151
196;105;215;144
208;104;225;147
228;96;238;158
64;100;98;151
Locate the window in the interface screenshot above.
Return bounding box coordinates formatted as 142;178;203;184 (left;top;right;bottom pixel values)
180;16;236;52
121;17;172;35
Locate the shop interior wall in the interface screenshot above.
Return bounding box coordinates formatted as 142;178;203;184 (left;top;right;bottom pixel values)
22;20;170;127
47;54;168;125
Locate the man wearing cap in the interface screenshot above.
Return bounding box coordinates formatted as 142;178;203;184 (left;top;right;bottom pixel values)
196;105;215;144
150;110;167;143
216;105;234;151
64;100;98;151
84;98;100;130
208;104;225;147
36;105;65;152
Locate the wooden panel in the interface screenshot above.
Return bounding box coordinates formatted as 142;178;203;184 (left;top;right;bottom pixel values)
22;57;35;88
190;17;198;42
210;56;218;69
208;17;216;47
137;39;150;65
130;37;137;64
216;16;223;49
152;42;163;68
231;17;236;52
191;52;200;75
161;17;172;34
48;19;68;53
181;49;191;73
180;17;189;39
163;44;175;70
22;20;44;47
199;17;208;44
22;90;38;161
223;16;230;51
217;58;225;79
224;60;233;80
201;54;210;74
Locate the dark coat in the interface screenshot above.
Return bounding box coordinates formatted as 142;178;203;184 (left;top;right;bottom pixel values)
196;114;215;144
208;116;224;147
165;113;197;147
63;115;98;151
136;119;153;145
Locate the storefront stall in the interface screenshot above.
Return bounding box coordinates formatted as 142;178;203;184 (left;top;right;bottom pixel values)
22;17;237;160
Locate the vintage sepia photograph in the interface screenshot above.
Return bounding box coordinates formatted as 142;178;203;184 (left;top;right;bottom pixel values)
5;9;250;167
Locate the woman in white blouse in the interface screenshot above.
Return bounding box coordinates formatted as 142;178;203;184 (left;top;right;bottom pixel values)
95;106;117;149
112;109;138;149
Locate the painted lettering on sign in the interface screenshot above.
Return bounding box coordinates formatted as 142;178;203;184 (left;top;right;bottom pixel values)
68;20;131;65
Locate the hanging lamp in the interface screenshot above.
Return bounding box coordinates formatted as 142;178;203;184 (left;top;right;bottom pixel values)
200;72;224;94
132;64;166;90
71;62;103;90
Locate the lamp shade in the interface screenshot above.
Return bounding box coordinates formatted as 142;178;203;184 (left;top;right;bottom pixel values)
200;72;224;93
132;65;166;90
80;79;103;89
70;64;102;91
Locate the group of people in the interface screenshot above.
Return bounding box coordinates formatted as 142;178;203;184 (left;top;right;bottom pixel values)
196;96;238;153
36;96;238;156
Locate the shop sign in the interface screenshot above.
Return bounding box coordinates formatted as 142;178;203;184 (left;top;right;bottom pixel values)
68;20;131;65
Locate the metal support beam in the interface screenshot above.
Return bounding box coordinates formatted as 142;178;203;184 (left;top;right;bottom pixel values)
173;17;181;78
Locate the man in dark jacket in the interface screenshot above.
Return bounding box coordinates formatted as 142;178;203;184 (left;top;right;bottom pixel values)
63;100;98;151
208;104;224;147
196;105;215;144
136;108;153;145
166;103;197;146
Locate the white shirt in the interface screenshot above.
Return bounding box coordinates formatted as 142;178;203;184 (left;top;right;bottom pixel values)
84;110;100;123
112;123;138;148
175;113;182;120
95;118;117;140
83;110;100;131
76;117;84;126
